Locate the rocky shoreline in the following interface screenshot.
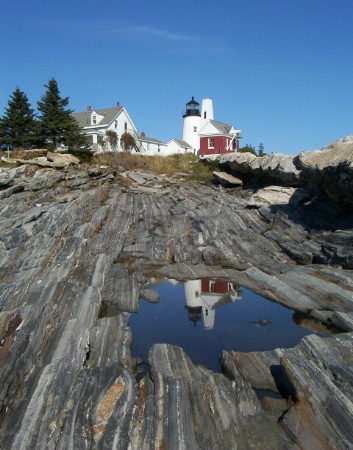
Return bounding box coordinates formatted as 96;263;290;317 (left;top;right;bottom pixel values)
0;137;353;449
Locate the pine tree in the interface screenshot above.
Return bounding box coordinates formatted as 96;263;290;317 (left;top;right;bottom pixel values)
37;78;85;150
258;143;265;157
0;87;37;149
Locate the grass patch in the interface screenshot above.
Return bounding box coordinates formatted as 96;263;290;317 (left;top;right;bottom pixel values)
0;148;219;182
94;152;218;181
0;149;47;160
0;149;47;168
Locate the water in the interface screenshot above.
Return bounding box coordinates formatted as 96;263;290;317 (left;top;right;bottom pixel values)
128;278;332;372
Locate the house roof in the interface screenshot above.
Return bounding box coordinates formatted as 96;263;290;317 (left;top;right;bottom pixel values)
207;120;233;134
167;139;192;148
73;106;123;128
138;135;165;145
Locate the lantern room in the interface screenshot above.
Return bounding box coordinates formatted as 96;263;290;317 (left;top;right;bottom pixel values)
183;97;201;118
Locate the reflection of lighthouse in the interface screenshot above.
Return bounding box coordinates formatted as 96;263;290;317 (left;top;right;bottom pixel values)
184;279;242;330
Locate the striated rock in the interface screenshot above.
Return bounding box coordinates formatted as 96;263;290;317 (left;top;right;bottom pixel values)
222;333;353;450
0;156;352;448
146;343;297;449
126;171;147;185
0;184;25;199
125;171;163;185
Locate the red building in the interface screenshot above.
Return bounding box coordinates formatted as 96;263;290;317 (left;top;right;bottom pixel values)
199;119;241;157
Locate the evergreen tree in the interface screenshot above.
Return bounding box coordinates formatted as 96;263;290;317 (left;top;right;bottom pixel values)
64;116;89;152
37;78;85;150
0;87;37;149
258;143;265;157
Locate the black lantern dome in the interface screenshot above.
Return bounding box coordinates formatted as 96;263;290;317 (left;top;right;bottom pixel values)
183;97;201;118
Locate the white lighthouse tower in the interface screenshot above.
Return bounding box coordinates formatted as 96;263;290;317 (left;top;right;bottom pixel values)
182;97;201;152
201;98;214;127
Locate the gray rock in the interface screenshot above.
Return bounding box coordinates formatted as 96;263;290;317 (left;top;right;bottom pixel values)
0;184;25;199
330;311;353;332
213;171;243;186
248;186;297;207
126;171;148;184
46;151;80;166
15;158;67;169
140;288;160;303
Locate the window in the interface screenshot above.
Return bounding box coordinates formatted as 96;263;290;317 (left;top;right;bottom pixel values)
208;137;214;148
204;111;207;119
194;126;197;132
158;146;160;152
124;122;127;131
209;280;216;292
92;116;97;125
115;120;118;129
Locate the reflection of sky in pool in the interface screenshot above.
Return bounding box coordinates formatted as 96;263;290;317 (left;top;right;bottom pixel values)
128;278;327;372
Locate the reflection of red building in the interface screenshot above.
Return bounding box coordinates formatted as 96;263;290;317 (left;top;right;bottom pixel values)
201;278;235;295
184;278;242;330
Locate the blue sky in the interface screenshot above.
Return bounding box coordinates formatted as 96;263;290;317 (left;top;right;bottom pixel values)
1;0;352;155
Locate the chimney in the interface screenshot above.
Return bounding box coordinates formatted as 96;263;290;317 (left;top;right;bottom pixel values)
117;101;120;107
87;105;92;112
141;131;145;137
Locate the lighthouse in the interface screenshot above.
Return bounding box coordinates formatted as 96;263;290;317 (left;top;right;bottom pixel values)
182;97;201;152
182;97;215;153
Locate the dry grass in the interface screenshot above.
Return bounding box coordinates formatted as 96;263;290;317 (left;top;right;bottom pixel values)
94;152;218;181
0;149;219;182
1;149;47;160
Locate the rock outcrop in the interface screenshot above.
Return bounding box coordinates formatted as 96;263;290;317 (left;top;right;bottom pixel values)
294;135;353;207
206;151;302;186
207;135;353;210
0;151;353;449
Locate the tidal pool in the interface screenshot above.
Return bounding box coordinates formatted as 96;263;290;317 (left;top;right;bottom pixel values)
129;278;333;372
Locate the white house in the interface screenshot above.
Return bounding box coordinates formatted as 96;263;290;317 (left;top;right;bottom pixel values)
137;132;168;155
166;139;193;155
73;104;144;153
